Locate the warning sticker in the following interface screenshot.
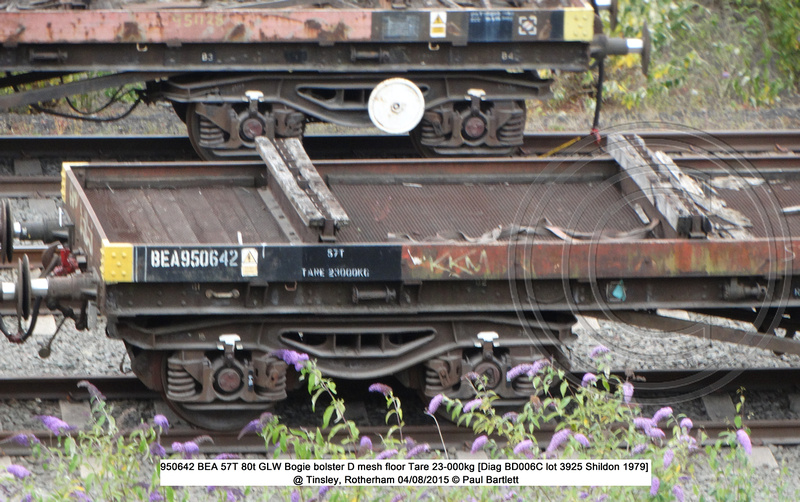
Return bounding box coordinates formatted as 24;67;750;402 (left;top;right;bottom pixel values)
430;12;446;38
241;247;258;277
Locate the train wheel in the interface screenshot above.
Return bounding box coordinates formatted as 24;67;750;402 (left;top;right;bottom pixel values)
145;349;271;431
185;102;238;161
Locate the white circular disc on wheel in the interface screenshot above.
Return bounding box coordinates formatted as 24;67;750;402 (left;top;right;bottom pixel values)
368;78;425;134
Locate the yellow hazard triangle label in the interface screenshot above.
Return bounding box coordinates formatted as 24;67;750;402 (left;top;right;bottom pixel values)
241;247;258;277
430;12;446;38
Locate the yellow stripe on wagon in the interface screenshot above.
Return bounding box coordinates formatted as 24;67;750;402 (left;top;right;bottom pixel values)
563;8;594;42
101;241;134;283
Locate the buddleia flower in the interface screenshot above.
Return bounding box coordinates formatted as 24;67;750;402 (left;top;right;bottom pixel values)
622;382;634;404
360;436;373;451
290;490;300;502
1;433;40;447
406;443;430;459
426;394;444;415
7;464;31;479
546;429;571;454
633;417;654;432
581;373;597;387
672;485;685;502
376;449;398;460
680;417;693;431
502;412;519;423
650;476;660;496
589;345;609;359
631;444;647;455
37;415;74;436
463;398;482;413
319;485;331;498
153;414;170;431
368;383;393;396
215;453;239;460
513;440;534;455
471;435;489;453
651;407;673;424
663;448;674;468
149;492;165;502
273;349;309;371
506;364;533;381
77;380;105;401
149;443;167;458
573;433;591;448
736;429;752;455
646;428;666;440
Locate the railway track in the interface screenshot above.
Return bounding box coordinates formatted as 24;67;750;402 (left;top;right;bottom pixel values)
0;130;798;164
1;370;799;456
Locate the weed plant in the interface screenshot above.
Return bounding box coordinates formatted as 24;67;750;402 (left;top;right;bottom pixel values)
0;348;794;501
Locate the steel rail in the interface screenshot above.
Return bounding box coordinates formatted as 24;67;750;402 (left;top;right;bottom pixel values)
0;130;797;161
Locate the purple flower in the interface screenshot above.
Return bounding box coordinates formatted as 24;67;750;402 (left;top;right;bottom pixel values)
663;448;674;468
319;485;330;498
153;414;170;431
37;415;74;436
406;443;430;459
463;398;482;413
673;485;684;502
579;493;590;500
237;412;273;439
595;496;608;502
589;345;609;359
633;417;654;432
581;373;597;387
646;428;666;440
471;435;489;453
183;441;200;458
21;496;33;502
376;449;398;460
507;364;534;381
573;433;591;448
736;429;752;455
462;372;480;381
632;443;647;455
368;383;393;396
680;418;693;431
77;380;106;401
427;394;444;415
149;492;165;502
390;496;405;502
513;440;534;455
722;71;731;78
226;489;244;502
502;412;519;423
651;407;673;424
69;492;93;502
7;464;31;479
546;429;571;454
650;476;660;496
273;349;310;371
291;490;301;502
622;382;634;404
215;453;239;460
360;436;373;451
2;433;40;446
530;359;550;375
149;443;167;458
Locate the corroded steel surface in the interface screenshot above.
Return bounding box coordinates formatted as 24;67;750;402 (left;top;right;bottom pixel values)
0;11;373;44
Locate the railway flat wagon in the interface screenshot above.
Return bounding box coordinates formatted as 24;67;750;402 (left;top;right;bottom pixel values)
4;133;800;428
0;0;646;158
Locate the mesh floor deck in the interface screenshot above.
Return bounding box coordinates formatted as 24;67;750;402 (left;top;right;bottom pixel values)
87;178;648;245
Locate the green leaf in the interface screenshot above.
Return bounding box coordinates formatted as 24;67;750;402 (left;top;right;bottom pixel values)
323;406;336;429
560;380;569;397
734;415;743;429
